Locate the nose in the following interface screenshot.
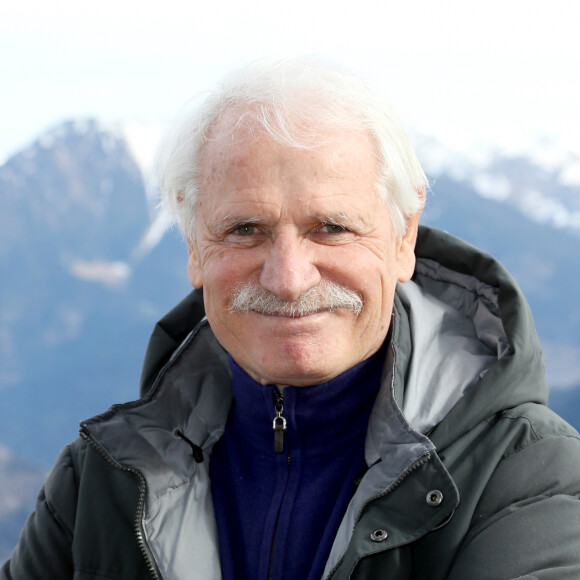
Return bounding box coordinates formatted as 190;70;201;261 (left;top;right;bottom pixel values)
259;234;321;302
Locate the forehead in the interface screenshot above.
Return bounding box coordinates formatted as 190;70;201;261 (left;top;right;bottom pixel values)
199;124;378;193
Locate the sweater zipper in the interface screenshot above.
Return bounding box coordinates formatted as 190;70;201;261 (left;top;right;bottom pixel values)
272;390;287;454
268;389;290;579
267;511;282;580
79;426;162;580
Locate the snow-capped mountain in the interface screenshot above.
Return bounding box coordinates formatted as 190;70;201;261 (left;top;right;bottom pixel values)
413;132;580;237
0;119;191;465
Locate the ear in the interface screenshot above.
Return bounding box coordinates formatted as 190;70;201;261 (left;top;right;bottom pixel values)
395;191;424;283
187;241;203;289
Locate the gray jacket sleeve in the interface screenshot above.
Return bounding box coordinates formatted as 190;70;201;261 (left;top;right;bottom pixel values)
448;434;580;579
0;445;77;579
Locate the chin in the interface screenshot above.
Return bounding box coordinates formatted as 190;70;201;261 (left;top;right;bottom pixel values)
250;345;348;386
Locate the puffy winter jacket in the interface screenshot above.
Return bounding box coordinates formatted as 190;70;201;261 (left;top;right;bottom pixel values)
3;226;580;579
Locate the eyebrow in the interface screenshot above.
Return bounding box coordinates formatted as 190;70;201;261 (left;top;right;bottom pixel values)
209;215;264;238
313;212;366;231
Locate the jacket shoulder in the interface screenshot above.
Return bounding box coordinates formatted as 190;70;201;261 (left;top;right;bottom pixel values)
1;440;86;579
477;402;580;513
499;400;579;444
2;437;153;579
446;404;580;579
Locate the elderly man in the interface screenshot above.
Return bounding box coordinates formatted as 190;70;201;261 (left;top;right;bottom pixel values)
3;59;580;580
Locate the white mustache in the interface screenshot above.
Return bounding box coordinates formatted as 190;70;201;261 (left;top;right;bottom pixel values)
229;280;363;317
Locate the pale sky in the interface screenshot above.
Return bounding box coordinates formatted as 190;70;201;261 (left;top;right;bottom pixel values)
1;0;579;166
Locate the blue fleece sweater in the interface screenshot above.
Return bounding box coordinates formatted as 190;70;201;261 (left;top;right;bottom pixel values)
210;349;384;580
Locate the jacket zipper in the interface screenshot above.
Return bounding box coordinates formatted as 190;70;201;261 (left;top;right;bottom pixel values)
79;427;162;580
324;452;432;580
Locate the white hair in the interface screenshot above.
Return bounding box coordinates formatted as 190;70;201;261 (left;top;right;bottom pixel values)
156;58;427;240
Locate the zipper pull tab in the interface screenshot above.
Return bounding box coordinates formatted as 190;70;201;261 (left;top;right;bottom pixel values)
273;392;286;454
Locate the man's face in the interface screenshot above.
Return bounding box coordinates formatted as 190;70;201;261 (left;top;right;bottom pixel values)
188;125;420;386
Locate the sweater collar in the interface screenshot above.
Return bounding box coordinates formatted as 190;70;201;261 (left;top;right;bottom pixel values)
227;346;385;456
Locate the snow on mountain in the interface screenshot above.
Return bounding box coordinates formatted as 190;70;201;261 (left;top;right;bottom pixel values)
413;131;580;237
122;123;163;176
132;210;171;260
122;122;164;210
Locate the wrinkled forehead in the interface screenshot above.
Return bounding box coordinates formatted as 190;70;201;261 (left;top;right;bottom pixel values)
200;122;378;188
199;102;380;182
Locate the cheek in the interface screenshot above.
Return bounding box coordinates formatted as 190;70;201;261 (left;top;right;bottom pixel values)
201;248;260;294
357;264;398;320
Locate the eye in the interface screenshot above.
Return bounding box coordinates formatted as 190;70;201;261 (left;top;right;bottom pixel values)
234;224;258;236
320;223;346;234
